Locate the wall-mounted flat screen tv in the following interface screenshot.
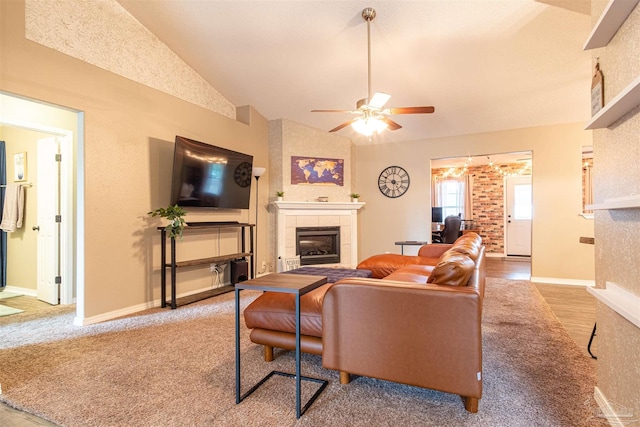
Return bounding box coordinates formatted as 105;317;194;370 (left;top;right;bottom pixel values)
170;136;254;209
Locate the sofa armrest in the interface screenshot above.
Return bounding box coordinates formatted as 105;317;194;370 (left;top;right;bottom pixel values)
322;278;482;399
417;243;453;258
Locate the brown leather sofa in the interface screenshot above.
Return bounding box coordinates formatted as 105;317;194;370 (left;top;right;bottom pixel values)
243;232;485;412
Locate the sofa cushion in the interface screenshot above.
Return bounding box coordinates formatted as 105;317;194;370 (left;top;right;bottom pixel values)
243;283;331;337
447;232;482;261
427;252;475;286
384;264;435;283
357;254;433;279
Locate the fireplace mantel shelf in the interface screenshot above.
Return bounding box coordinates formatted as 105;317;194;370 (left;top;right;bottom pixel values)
272;201;365;211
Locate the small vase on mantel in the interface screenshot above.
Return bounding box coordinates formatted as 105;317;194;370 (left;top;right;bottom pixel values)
350;193;360;203
276;191;284;202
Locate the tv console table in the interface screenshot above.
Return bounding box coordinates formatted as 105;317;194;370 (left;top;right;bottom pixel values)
159;222;255;309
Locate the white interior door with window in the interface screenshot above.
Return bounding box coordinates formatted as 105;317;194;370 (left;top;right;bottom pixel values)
36;136;60;305
505;175;532;256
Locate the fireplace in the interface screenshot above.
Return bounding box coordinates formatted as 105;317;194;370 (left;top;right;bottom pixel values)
296;226;340;265
273;201;364;269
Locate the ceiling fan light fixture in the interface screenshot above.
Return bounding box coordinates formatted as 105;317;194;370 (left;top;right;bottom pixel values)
351;116;388;136
311;8;434;136
368;92;391;110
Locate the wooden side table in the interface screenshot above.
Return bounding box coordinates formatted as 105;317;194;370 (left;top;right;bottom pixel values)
235;273;328;418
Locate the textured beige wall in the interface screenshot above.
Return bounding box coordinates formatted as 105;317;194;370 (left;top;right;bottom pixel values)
1;1;269;320
24;0;235;120
356;123;595;281
269;119;354;202
590;0;640;419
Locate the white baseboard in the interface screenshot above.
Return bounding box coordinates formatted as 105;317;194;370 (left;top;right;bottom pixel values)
73;284;231;326
74;300;155;326
485;253;505;258
593;386;638;426
2;286;37;297
530;276;595;287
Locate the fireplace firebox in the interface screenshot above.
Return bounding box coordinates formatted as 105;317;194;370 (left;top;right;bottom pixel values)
296;226;340;265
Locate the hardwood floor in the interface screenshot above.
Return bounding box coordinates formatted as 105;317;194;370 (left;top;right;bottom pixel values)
485;256;532;281
0;260;597;426
535;283;597;359
484;256;597;359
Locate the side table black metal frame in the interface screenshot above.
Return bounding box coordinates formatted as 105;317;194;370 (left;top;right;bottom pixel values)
235;273;329;418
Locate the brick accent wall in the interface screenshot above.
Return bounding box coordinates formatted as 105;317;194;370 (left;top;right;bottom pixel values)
433;163;531;254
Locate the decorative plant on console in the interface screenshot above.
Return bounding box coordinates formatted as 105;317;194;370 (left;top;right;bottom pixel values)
148;204;187;240
350;193;360;202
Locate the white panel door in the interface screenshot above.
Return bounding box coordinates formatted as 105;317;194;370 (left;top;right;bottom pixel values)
505;176;532;256
36;137;60;305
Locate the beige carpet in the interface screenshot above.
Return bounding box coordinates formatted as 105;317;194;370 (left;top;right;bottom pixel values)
0;279;605;426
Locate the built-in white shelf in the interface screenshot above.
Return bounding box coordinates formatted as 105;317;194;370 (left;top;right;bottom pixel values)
588;282;640;329
583;0;640;50
586;195;640;210
585;75;640;129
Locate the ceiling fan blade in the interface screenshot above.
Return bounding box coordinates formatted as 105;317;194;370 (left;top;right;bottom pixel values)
369;92;391;109
388;106;435;115
329;119;359;132
380;117;403;131
312;109;353;113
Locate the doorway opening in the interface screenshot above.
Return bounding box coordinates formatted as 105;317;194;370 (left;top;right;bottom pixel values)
430;151;533;256
0;91;84;321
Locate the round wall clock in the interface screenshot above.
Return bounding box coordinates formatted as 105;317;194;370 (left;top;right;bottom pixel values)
234;162;252;187
378;166;410;198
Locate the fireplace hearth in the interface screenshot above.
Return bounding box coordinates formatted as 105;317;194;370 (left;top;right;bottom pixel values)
296;226;340;265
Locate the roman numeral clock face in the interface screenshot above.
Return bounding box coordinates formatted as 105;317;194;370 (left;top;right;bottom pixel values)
378;166;410;198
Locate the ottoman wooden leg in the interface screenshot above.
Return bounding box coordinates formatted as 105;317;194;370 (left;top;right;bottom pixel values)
264;345;274;362
339;371;351;384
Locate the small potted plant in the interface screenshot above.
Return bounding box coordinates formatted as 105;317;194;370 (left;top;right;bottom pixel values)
350;193;360;202
148;204;187;240
276;191;284;201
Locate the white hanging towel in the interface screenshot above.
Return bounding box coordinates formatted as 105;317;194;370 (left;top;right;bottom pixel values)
0;184;25;232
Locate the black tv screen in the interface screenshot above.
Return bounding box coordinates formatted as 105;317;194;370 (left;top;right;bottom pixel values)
170;136;254;209
432;207;443;223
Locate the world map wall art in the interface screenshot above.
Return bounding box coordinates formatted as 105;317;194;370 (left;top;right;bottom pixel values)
290;156;344;186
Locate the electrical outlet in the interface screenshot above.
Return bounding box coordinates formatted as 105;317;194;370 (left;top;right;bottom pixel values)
261;261;266;270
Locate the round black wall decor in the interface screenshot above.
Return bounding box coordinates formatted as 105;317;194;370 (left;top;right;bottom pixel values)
234;162;253;187
378;166;410;198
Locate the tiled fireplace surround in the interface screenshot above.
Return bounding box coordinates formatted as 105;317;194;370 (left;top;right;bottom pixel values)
273;201;365;269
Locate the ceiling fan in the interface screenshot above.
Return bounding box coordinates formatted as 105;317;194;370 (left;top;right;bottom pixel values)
312;7;435;136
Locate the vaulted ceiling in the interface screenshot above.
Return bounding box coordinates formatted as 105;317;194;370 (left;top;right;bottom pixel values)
118;0;593;144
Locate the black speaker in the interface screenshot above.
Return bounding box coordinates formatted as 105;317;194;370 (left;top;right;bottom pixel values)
230;259;248;284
